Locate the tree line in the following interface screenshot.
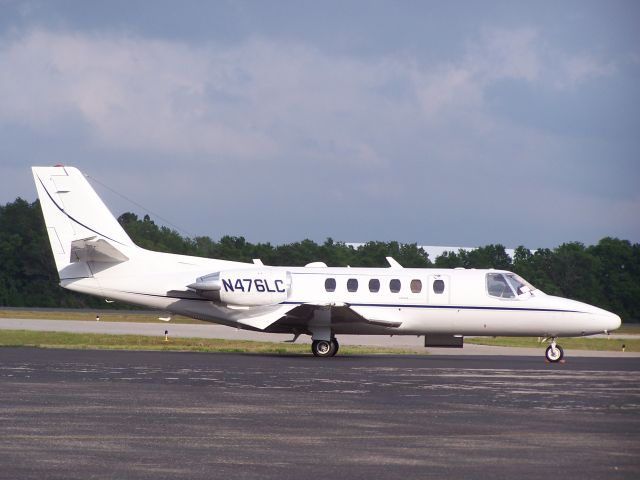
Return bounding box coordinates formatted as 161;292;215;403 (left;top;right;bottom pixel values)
1;198;639;321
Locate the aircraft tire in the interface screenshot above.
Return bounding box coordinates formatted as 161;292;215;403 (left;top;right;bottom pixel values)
545;344;564;362
331;338;339;356
312;339;338;357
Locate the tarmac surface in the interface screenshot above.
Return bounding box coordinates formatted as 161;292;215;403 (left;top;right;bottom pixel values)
0;347;639;479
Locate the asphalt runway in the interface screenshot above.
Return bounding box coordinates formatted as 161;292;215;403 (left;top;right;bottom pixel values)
0;348;639;480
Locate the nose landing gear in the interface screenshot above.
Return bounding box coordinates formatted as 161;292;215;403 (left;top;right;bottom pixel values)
545;338;564;362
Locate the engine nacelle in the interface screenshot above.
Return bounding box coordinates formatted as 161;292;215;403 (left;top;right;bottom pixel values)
188;269;291;307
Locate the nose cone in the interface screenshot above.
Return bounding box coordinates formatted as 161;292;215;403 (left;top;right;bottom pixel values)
586;304;622;333
603;311;622;333
546;295;623;335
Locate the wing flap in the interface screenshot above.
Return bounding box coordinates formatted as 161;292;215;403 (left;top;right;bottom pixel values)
282;303;403;328
336;305;403;327
234;304;299;330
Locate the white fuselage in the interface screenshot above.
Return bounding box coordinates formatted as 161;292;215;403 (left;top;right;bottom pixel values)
62;245;621;338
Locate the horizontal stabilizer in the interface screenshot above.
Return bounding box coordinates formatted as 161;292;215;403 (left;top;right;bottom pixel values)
70;237;129;263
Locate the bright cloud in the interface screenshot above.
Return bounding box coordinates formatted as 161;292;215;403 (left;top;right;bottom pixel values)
556;53;618;89
0;27;618;162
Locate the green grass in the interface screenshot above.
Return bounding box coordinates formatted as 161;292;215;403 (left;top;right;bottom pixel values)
0;309;207;324
0;329;419;355
467;336;639;352
616;323;640;335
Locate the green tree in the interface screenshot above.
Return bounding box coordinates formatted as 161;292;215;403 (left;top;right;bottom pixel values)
588;237;640;321
434;250;463;268
455;244;512;269
0;199;109;307
350;241;430;268
548;242;602;305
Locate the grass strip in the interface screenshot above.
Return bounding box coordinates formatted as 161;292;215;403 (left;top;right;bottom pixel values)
467;336;639;352
0;329;420;355
0;310;206;324
0;329;636;354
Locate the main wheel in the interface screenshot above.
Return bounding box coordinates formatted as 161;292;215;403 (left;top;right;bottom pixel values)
312;339;338;357
331;338;339;356
545;344;564;362
312;340;332;357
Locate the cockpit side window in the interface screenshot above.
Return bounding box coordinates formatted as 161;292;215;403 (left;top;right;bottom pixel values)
504;273;534;296
487;273;535;299
487;273;515;298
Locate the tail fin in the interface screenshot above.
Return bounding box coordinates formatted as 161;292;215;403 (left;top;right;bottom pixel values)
32;166;135;273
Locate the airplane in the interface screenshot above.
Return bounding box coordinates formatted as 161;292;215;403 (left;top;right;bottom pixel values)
32;165;621;361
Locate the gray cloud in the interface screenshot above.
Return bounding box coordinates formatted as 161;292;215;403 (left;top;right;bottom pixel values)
1;3;639;248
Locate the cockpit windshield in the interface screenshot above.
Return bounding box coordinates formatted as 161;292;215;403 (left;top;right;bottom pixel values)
486;273;536;299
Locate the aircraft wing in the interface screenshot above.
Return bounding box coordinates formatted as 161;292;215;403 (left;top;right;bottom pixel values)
233;304;299;330
253;303;402;331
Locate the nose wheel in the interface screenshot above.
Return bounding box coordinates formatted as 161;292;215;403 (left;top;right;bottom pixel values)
545;339;564;362
311;338;339;357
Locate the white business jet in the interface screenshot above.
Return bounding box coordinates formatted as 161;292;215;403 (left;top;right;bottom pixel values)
32;166;621;361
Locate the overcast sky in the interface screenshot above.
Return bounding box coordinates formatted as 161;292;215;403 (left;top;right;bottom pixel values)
1;0;639;249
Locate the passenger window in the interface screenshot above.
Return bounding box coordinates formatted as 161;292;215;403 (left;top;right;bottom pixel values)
347;278;358;292
325;278;336;292
410;279;422;293
369;278;380;293
433;279;445;294
389;279;401;293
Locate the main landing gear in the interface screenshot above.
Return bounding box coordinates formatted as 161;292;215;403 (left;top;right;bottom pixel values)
545;338;564;363
311;337;340;357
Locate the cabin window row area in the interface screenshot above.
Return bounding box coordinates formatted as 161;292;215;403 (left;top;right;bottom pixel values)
325;278;446;294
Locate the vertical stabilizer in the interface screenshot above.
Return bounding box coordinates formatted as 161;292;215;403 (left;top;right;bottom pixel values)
32;166;135;273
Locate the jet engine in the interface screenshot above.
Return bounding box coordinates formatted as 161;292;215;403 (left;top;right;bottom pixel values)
187;269;291;306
